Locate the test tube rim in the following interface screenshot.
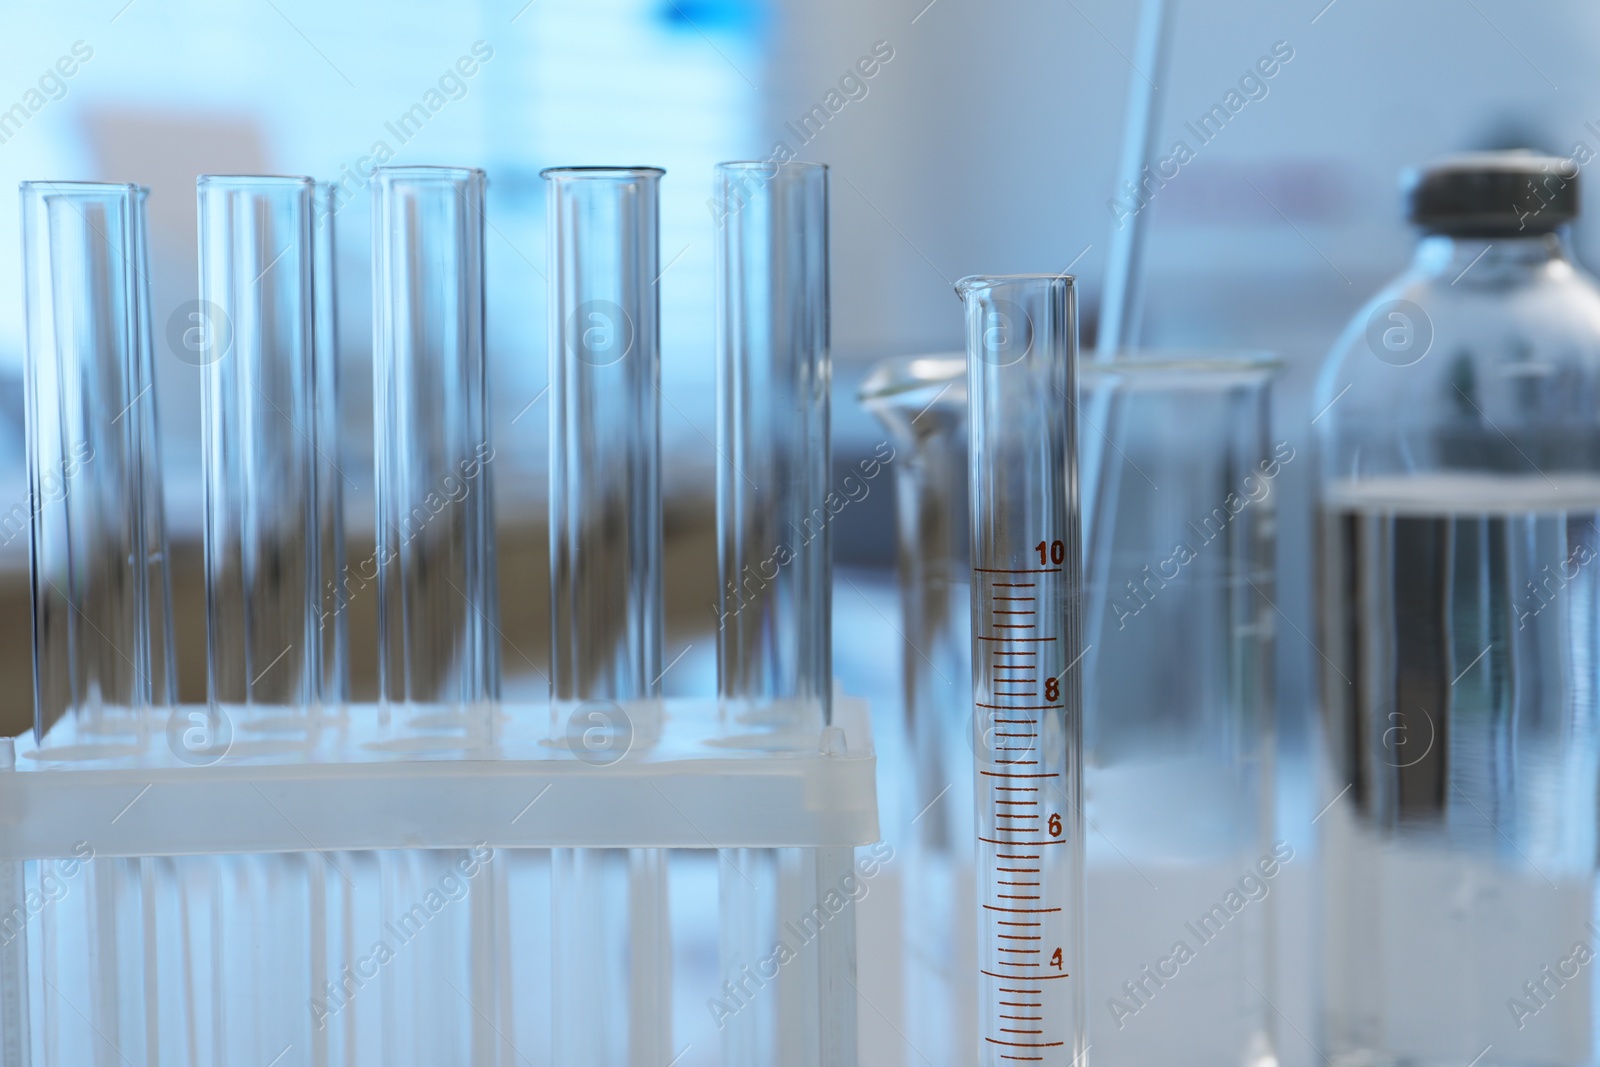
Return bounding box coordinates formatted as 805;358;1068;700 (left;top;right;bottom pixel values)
196;174;315;191
539;165;665;180
372;164;487;186
953;272;1076;299
714;159;829;173
20;180;139;198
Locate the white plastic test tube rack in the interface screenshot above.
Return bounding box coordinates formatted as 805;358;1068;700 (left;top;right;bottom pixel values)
1;168;874;1067
0;702;876;1067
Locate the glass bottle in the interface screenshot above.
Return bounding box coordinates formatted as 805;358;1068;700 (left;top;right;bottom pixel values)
1314;151;1600;1067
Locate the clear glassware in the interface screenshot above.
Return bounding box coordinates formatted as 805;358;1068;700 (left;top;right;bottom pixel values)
313;182;349;709
957;274;1085;1067
861;354;977;1067
1314;152;1600;1067
714;160;856;1067
714;160;831;732
198;175;322;740
21;181;173;754
544;166;663;721
542;165;669;1067
1079;354;1280;1067
371;166;498;744
865;348;1281;1066
135;186;179;717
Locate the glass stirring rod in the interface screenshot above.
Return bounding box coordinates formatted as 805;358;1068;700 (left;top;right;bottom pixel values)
957;274;1085;1066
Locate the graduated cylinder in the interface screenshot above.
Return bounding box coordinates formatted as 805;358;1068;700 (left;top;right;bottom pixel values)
959;274;1084;1067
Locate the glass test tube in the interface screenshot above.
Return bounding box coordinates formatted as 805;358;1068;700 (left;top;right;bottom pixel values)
546;167;664;716
543;166;669;1067
714;160;831;729
133;187;179;724
372;167;498;738
714;161;847;1066
958;275;1084;1067
313;182;348;708
22;181;174;749
199;176;321;733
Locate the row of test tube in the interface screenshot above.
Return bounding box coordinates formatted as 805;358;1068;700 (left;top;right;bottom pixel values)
20;163;839;1066
23;162;831;750
24;172;491;750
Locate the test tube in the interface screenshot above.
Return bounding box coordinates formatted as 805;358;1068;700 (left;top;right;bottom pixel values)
713;160;839;1066
545;167;664;714
313;182;349;708
714;160;831;728
372;167;498;738
957;274;1084;1067
543;165;669;1067
198;176;321;732
22;181;173;749
133;187;179;720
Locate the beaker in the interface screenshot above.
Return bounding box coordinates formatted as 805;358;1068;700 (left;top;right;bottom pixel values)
22;181;174;754
198;175;323;741
865;350;1281;1066
1080;353;1281;1067
371;166;498;744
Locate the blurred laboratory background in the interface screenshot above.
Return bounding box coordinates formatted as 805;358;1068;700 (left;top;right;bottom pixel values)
2;0;1598;1061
